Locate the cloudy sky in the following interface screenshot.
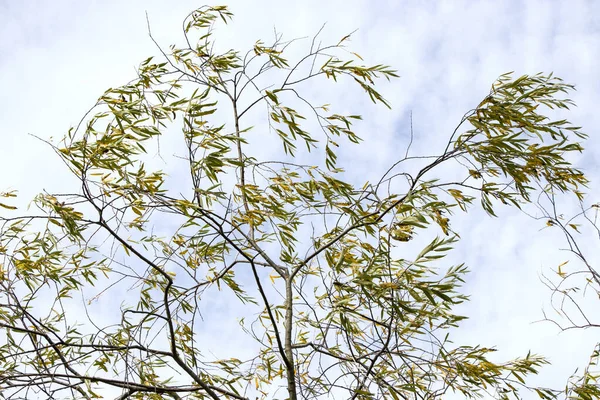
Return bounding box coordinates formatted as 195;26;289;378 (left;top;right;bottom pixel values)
1;0;599;398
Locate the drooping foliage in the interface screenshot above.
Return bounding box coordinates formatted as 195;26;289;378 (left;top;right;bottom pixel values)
0;5;595;400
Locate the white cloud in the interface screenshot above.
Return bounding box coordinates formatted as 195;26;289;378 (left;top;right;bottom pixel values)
1;0;599;398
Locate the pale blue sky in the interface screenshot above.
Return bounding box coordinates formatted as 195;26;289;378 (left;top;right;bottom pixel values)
1;1;599;398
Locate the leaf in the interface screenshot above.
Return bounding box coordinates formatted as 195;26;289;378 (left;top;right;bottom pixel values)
338;34;352;45
557;260;568;278
568;223;581;233
265;90;279;104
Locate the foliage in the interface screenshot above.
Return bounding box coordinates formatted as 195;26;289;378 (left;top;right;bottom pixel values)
0;5;595;400
534;194;600;399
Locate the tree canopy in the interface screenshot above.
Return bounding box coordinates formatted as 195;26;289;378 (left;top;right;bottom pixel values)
0;5;598;400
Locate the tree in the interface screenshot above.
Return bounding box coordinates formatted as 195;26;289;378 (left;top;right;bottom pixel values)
0;5;593;399
535;180;600;399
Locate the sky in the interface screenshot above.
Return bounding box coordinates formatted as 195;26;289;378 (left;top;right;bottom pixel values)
1;0;599;398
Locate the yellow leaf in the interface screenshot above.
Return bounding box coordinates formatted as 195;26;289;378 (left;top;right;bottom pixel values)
0;203;16;210
352;51;364;61
0;191;17;198
557;260;568;278
338;34;351;44
568;223;581;233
